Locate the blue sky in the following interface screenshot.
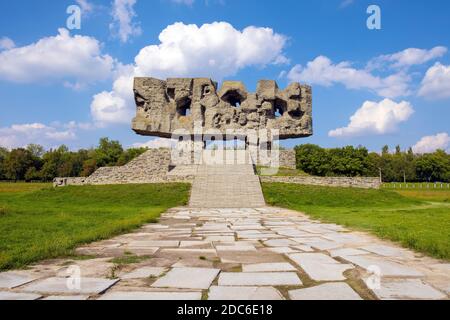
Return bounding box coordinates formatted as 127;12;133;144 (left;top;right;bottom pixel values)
0;0;449;153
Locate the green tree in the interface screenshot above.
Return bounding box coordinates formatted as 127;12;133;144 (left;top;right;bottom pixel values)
0;147;9;179
95;138;124;167
26;144;45;158
295;144;330;176
24;167;41;181
415;150;450;182
81;158;97;177
3;148;35;181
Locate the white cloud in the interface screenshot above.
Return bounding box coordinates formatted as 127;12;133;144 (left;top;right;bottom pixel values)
288;56;411;98
367;46;447;70
132;138;176;149
76;0;94;13
0;37;15;50
329;99;414;137
412;133;450;154
0;28;114;86
91;21;288;125
110;0;142;43
0;123;77;149
418;63;450;99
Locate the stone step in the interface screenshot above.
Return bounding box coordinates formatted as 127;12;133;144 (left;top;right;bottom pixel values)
189;162;265;208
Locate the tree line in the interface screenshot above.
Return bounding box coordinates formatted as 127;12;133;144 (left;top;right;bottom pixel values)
0;139;448;182
0;138;148;182
295;144;450;182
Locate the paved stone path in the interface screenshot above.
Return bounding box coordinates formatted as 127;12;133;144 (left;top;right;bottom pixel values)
189;164;266;208
1;207;448;300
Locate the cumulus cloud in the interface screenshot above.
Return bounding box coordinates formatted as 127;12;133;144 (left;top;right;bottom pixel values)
132;138;176;149
110;0;142;43
412;133;450;154
367;46;447;70
0;37;15;50
0;28;114;86
91;21;288;125
329;99;414;137
418;63;450;99
287;56;411;98
0;123;77;149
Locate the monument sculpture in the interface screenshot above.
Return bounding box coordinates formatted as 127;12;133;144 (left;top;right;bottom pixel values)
132;78;313;140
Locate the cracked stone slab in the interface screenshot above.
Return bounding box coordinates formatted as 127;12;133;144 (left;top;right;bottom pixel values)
289;283;362;300
242;263;296;272
98;291;202;300
121;267;167;279
152;268;220;289
218;272;302;286
0;271;39;289
208;286;284;300
22;277;119;295
0;291;42;300
340;255;423;277
288;253;353;281
371;279;446;300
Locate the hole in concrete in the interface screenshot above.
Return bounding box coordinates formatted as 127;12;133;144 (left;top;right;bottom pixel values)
177;97;192;116
167;87;175;100
274;98;286;118
221;90;244;108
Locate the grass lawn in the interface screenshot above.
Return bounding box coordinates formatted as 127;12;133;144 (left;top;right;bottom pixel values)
256;166;309;176
262;183;450;260
0;182;190;270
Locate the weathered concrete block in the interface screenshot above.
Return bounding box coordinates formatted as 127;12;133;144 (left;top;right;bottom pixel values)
132;78;313;139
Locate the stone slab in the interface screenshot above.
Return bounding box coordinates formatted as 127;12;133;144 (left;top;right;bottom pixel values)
360;245;408;257
127;240;179;247
22;277;119;295
218;272;302;286
121;267;167;279
242;263;296;272
288;253;353;281
42;295;90;300
216;245;256;252
341;255;423;277
289;283;362;300
263;239;298;247
372;279;446;300
208;286;284;300
0;271;38;289
0;291;42;300
152;268;220;289
329;248;369;258
98;291;202;300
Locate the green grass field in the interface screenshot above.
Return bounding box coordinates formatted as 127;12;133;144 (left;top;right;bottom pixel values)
0;183;190;270
262;183;450;260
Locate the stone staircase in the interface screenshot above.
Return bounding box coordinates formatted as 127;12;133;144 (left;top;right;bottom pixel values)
189;163;266;208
